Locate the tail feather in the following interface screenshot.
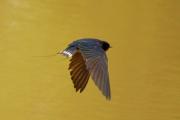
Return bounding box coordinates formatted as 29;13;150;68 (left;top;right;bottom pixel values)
59;46;77;58
60;50;73;57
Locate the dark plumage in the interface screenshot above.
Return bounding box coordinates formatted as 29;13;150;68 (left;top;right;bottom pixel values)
59;38;111;100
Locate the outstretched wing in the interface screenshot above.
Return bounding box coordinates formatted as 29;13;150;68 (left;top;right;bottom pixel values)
78;44;111;100
68;51;90;92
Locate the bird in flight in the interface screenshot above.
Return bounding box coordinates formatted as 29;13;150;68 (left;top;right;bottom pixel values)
59;38;111;100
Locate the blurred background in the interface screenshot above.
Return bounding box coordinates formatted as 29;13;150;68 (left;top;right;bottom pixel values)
0;0;180;120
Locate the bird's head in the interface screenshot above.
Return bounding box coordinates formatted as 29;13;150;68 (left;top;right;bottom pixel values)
101;41;111;51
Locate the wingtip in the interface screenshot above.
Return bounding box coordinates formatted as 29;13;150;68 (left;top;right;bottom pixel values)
106;96;111;101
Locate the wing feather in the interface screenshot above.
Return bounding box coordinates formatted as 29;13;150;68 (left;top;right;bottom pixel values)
78;44;111;100
69;52;90;92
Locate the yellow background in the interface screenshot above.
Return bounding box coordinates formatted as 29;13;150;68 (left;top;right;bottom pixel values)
0;0;180;120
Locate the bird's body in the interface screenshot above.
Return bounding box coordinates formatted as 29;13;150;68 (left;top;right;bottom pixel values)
59;38;111;100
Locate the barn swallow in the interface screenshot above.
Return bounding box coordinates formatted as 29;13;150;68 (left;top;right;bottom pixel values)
59;38;111;100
